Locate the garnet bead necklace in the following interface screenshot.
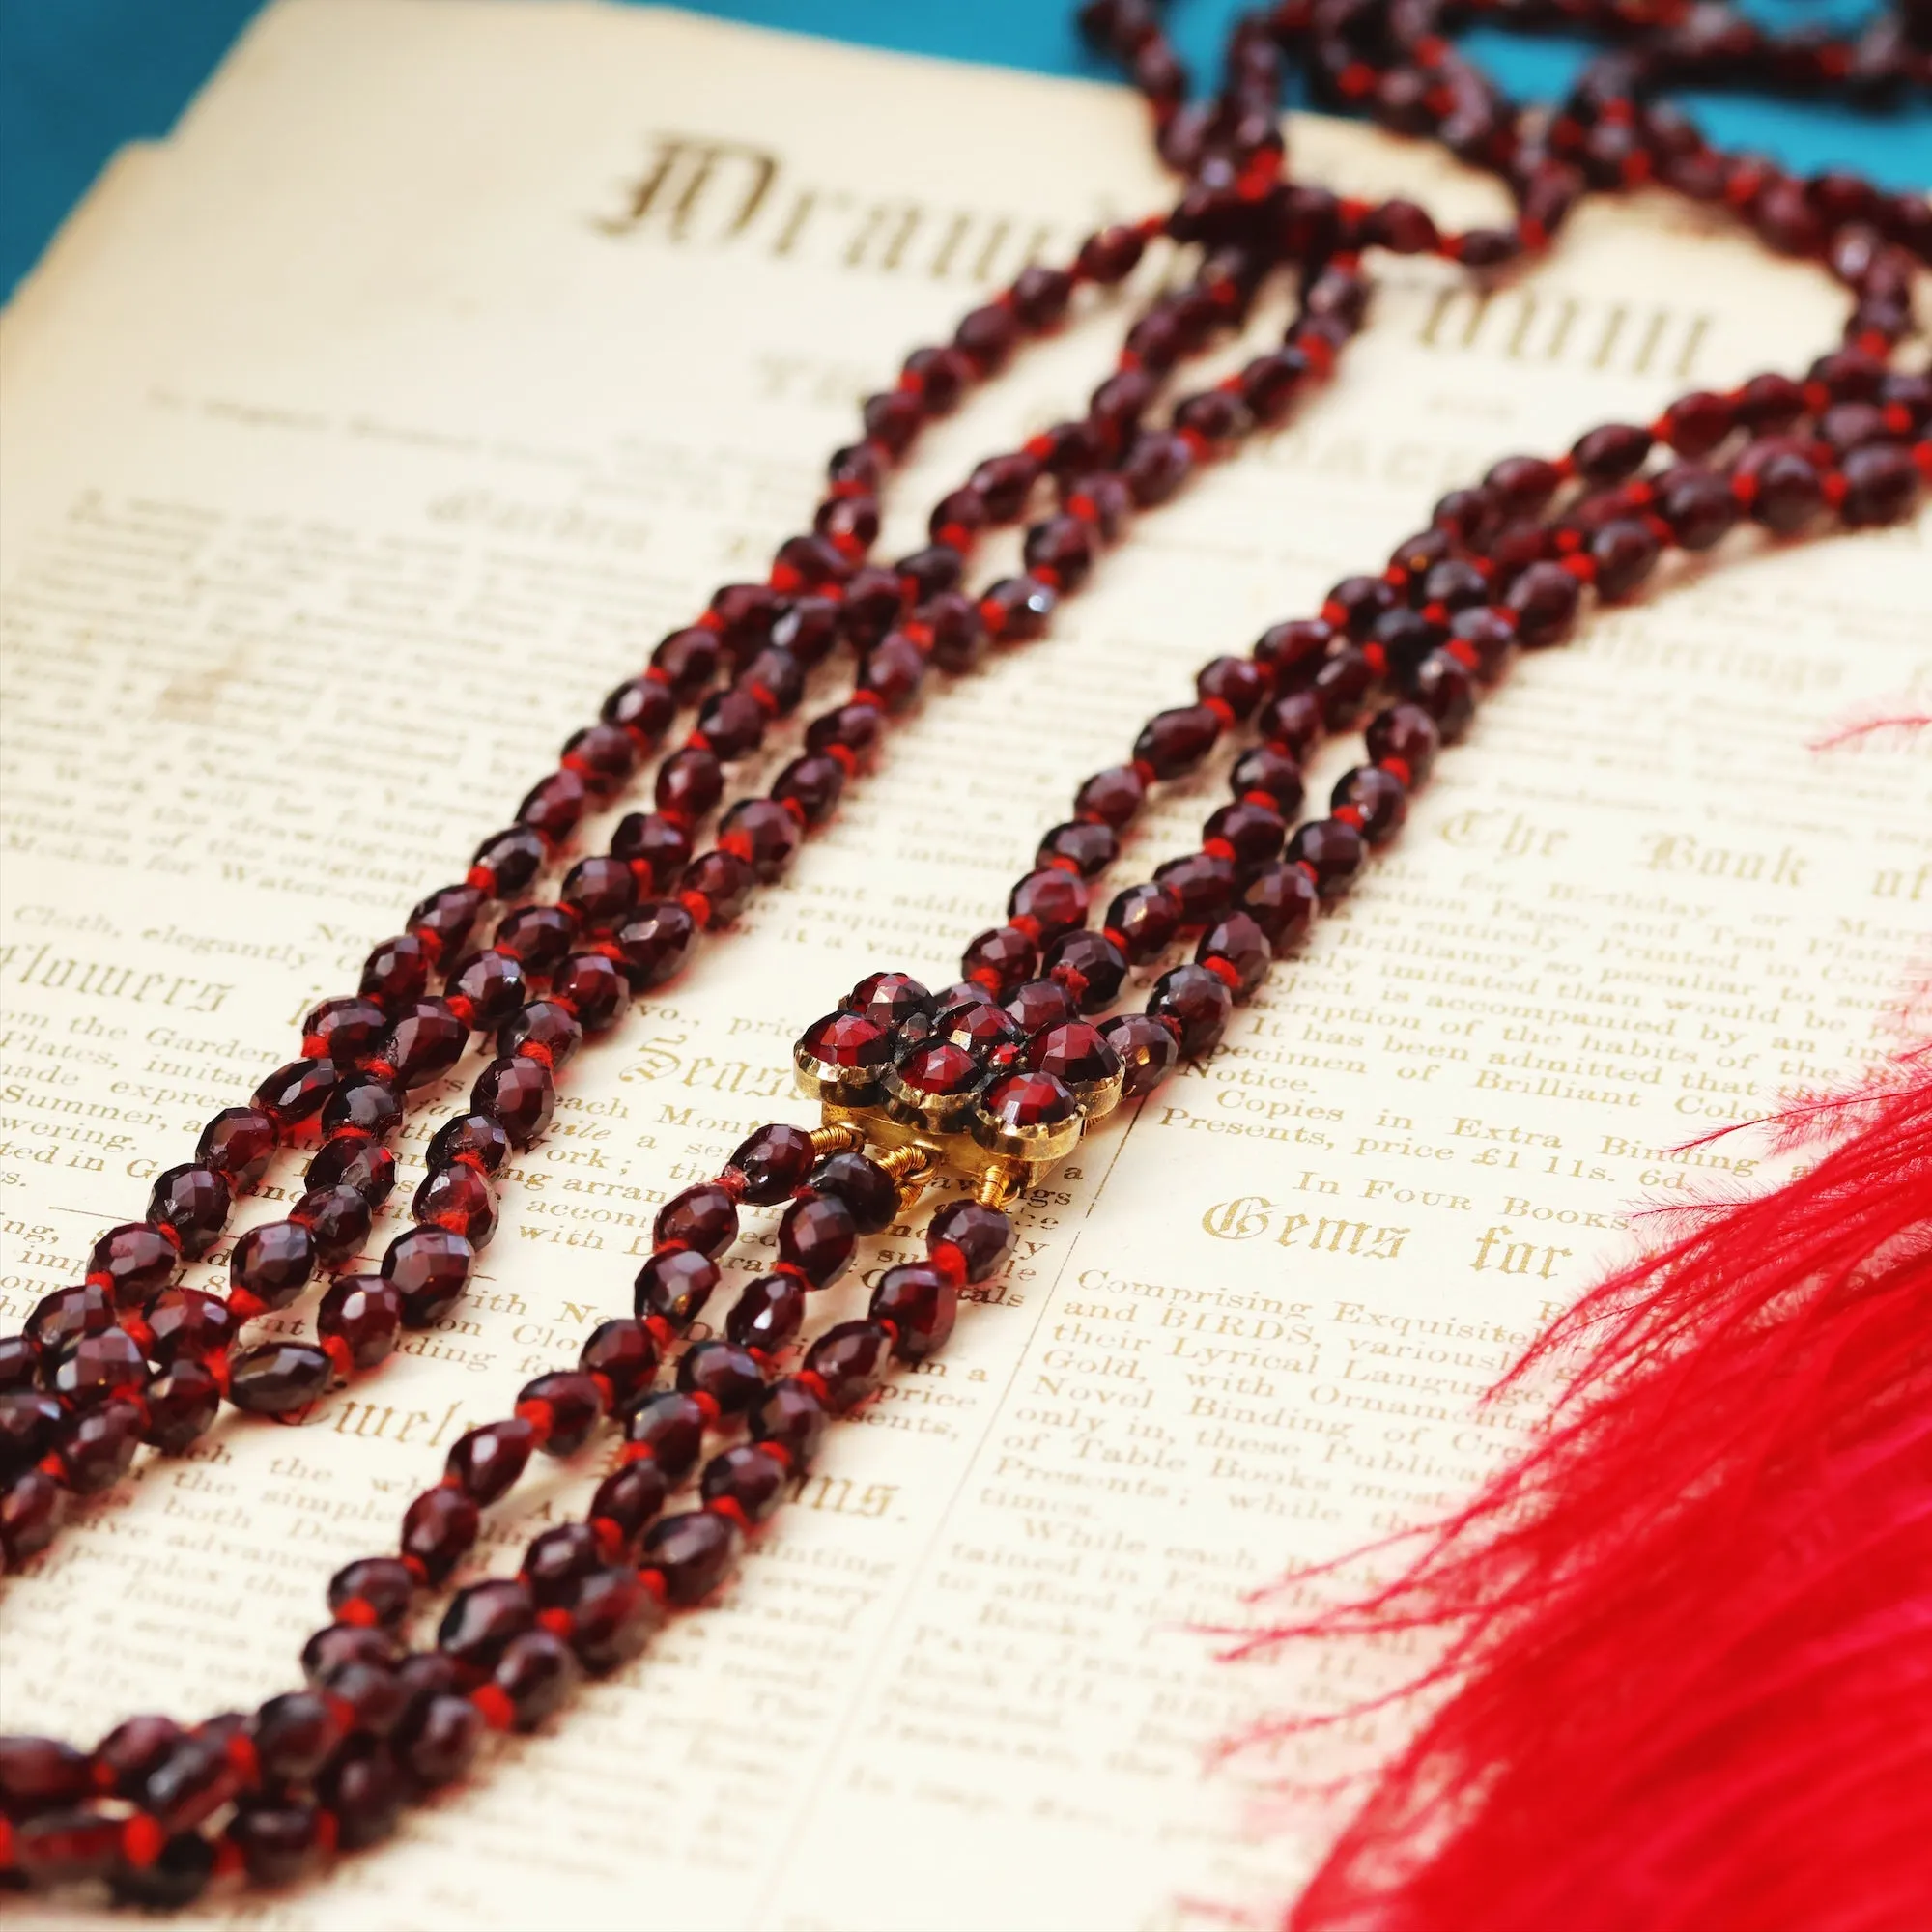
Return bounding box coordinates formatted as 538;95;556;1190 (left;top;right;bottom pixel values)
3;0;1927;1901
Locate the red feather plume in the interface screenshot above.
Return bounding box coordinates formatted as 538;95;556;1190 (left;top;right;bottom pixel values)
1237;1045;1932;1932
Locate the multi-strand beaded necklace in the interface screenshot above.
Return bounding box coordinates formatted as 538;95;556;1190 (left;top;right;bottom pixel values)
1;0;1927;1903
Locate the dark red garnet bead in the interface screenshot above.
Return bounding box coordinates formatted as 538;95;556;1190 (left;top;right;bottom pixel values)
625;1391;709;1480
869;1260;958;1352
778;1192;858;1288
519;766;590;842
445;1419;537;1505
1506;560;1584;649
683;848;757;926
229;1218;316;1310
401;1484;480;1584
635;1246;720;1330
1332;765;1408;845
520;1370;607;1454
1134;703;1222;779
925;1199;1015;1283
1074;763;1147;827
569;1568;665;1674
0;1736;93;1816
495;904;578;977
654;1181;739;1258
1107;881;1184;964
980;1070;1078;1131
145;1162;230;1259
1042;929;1128;1012
961;925;1037;998
294;1182;374;1264
446;949;528;1032
251;1057;339;1127
382;1226;474;1328
800;1009;893;1069
1;1469;67;1562
439;1578;536;1672
725;1274;808;1354
579;1318;660;1409
250;1690;348;1787
1148;963;1234;1058
750;1377;829;1469
84;1213;176;1306
1155;851;1236;927
522;1523;604;1607
327;1554;416;1629
805;1320;894;1412
1204;800;1287;867
394;1691;485;1787
641;1510;741;1607
471;824;547;897
589;1460;670;1552
1841;443;1920;526
1198;913;1273;999
301;995;388;1064
720;798;802;883
319;1740;406;1847
51;1327;148;1408
611;810;694;892
678;1340;766;1415
1009;868;1090;942
471;1054;556;1150
1;1390;65;1481
892;1037;983;1106
1365;702;1441;782
1029;1022;1124;1091
1287;818;1368;899
700;1443;790;1524
552;951;627;1033
728;1122;816;1204
1037;820;1119;878
226;1342;332;1417
142;1364;221;1453
230;1803;330;1887
0;1335;34;1392
27;1282;117;1363
1407;649;1478;739
843;970;934;1029
613;900;698;993
1230;744;1306;816
50;1402;143;1492
658;749;724;823
359;932;433;1010
811;1151;900;1235
427;1111;512;1176
772;752;846;827
1007;977;1078;1037
317;1276;403;1373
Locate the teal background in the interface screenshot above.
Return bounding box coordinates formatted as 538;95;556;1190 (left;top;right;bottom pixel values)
3;0;1928;298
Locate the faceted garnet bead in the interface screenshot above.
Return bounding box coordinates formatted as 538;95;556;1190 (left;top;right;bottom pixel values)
960;925;1036;999
1332;765;1408;844
640;1510;742;1606
795;1010;893;1101
427;1111;511;1176
1006;977;1078;1037
654;1182;738;1258
402;1484;480;1584
143;1365;222;1453
569;1567;665;1673
445;1419;537;1505
926;1199;1015;1283
145;1163;230;1259
805;1321;894;1412
519;1371;607;1455
197;1107;279;1189
778;1193;858;1289
886;1039;984;1127
625;1391;709;1479
701;1444;790;1525
51;1328;149;1408
86;1223;176;1306
809;1151;901;1234
635;1247;720;1331
677;1341;766;1416
579;1318;660;1410
614;901;697;992
1042;929;1127;1011
1147;964;1234;1058
725;1274;807;1354
1287;818;1368;899
472;1055;555;1149
317;1277;403;1373
439;1578;535;1671
229;1219;316;1312
227;1342;332;1417
382;1227;474;1327
844;970;935;1030
727;1122;815;1203
870;1264;958;1361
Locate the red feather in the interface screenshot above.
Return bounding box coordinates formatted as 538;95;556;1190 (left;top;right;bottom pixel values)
1237;1046;1932;1932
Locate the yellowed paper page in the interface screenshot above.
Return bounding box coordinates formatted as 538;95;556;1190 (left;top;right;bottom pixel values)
1;6;1927;1930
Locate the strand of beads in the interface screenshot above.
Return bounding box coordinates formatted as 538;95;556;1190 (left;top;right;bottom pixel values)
0;215;1327;1539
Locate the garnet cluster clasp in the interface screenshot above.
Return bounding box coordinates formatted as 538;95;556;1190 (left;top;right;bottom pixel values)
792;971;1125;1203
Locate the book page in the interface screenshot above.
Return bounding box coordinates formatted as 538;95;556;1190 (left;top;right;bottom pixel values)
2;6;1927;1929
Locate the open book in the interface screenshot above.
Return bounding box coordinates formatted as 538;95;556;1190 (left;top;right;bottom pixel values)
2;5;1926;1926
